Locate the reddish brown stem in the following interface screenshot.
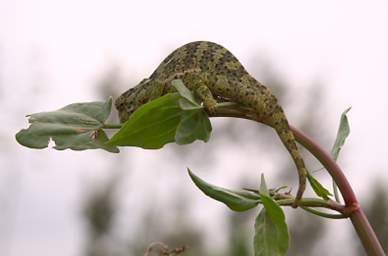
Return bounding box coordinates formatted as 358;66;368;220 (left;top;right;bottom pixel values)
290;126;357;207
211;108;385;255
291;126;384;256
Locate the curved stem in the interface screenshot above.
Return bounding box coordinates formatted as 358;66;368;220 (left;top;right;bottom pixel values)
290;127;357;207
211;107;385;256
288;127;384;255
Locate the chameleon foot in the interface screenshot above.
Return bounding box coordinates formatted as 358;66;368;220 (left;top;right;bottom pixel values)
196;84;218;115
203;100;217;115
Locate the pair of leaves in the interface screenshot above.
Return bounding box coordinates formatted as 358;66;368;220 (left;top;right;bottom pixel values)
16;80;212;152
188;170;289;256
15;98;119;153
255;175;289;256
108;79;212;148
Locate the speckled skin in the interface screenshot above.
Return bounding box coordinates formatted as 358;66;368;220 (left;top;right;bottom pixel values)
115;41;307;206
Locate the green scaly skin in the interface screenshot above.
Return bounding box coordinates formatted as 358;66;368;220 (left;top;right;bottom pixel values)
115;41;308;207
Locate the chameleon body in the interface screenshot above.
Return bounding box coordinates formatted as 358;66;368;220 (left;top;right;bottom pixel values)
115;41;308;206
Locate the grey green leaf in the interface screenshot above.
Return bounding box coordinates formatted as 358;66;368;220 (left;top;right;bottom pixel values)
331;107;351;160
15;98;119;153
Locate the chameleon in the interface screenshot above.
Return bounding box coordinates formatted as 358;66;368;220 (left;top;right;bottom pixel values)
115;41;308;207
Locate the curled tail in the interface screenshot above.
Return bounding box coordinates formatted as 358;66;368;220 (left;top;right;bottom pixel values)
268;105;308;207
235;79;308;207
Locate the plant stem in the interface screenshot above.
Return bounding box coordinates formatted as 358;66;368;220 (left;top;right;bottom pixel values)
211;107;385;256
274;194;345;213
102;123;122;129
290;127;356;206
215;102;239;108
287;127;384;256
300;206;346;219
332;180;341;203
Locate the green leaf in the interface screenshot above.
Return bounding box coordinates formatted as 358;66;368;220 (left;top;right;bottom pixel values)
109;80;213;148
15;98;119;153
259;173;269;196
254;193;289;256
178;98;204;110
171;79;199;106
331;107;351;160
172;79;203;110
175;109;212;144
108;93;183;149
188;169;259;212
307;174;332;200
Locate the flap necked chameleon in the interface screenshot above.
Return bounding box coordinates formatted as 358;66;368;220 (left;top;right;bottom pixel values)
115;41;308;207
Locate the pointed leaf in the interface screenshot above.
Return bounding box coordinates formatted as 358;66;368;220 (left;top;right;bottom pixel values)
171;79;199;106
307;174;332;200
259;173;269;196
331;107;351;160
188;169;259;212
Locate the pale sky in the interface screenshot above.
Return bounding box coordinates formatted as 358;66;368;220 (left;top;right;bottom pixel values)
1;1;388;255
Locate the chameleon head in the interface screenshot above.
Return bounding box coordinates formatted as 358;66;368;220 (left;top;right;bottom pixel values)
114;78;155;123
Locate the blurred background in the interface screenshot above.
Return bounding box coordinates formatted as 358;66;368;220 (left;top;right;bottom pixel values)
1;0;388;255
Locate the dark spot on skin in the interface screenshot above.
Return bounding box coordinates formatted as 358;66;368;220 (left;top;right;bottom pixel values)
139;98;148;104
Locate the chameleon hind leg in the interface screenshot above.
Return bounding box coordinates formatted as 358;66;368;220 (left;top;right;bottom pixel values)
196;85;218;114
182;72;218;114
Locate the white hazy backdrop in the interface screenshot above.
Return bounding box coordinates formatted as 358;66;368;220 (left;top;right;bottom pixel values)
1;1;388;255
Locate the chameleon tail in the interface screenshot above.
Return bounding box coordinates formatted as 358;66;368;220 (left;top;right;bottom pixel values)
269;105;308;208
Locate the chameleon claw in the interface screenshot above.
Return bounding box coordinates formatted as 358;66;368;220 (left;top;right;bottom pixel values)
204;101;217;115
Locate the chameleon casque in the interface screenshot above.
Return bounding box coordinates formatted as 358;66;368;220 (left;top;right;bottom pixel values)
115;41;308;206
